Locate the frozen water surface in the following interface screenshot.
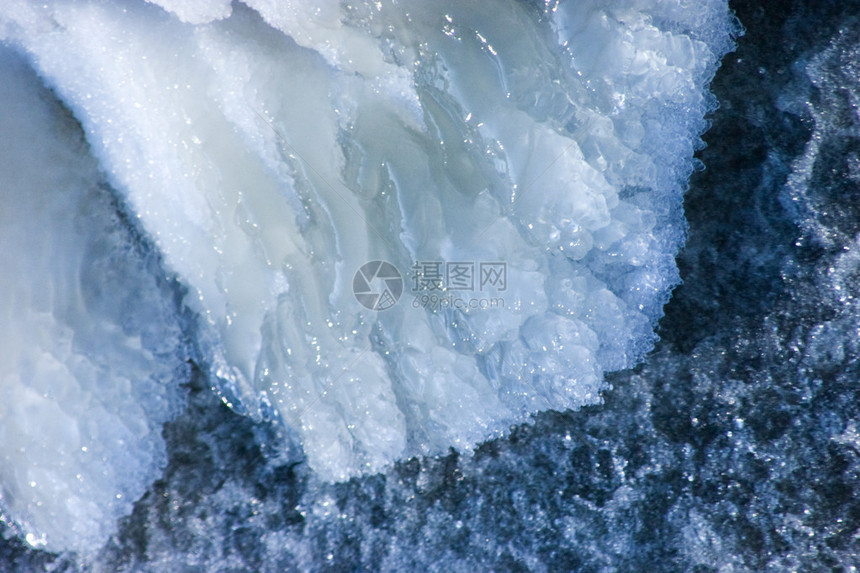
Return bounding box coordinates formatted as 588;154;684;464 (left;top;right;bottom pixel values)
1;0;732;487
2;0;859;570
0;46;188;554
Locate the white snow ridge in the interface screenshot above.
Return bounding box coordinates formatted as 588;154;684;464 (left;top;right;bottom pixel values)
0;0;735;554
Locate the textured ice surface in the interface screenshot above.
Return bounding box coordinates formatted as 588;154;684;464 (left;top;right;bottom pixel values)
3;0;860;571
0;46;188;553
0;0;735;484
70;3;852;570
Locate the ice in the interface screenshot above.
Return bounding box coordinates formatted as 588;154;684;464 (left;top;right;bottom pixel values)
4;1;859;570
144;0;232;25
0;0;734;484
87;9;857;566
0;45;188;553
